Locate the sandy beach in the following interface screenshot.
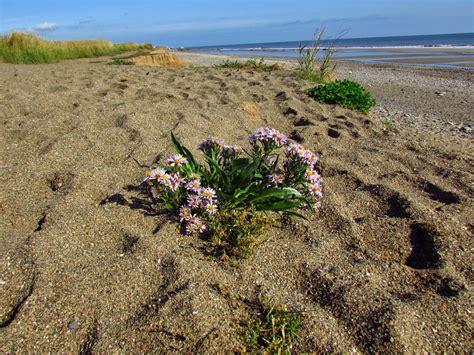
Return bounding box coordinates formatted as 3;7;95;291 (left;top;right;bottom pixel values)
0;52;473;352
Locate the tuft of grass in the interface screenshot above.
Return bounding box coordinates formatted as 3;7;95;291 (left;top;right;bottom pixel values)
215;58;282;72
108;58;135;65
0;32;152;64
306;79;376;114
297;27;340;83
243;300;301;353
208;207;273;258
381;118;395;126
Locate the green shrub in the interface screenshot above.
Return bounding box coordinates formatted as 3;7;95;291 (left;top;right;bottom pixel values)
108;58;135;65
306;80;376;114
243;300;301;353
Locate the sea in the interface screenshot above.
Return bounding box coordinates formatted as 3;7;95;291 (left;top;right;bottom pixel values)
191;33;474;69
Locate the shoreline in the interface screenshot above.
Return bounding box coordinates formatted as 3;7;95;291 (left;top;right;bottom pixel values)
187;46;474;70
178;50;474;74
178;51;473;137
203;46;474;52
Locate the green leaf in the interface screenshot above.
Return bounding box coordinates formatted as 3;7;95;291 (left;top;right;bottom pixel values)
231;157;251;173
171;132;197;168
256;200;302;212
249;187;302;204
235;158;260;186
233;184;253;199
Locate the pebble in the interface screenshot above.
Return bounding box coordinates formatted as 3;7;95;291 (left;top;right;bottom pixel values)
67;319;78;330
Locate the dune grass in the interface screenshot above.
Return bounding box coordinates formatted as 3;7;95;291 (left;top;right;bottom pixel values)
297;28;340;83
0;32;153;64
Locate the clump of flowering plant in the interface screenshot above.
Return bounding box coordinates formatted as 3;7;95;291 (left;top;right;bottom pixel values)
145;128;323;255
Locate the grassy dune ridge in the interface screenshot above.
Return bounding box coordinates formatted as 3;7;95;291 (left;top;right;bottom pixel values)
0;32;153;64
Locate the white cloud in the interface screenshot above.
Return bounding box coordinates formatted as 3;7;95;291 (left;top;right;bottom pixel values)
32;22;58;32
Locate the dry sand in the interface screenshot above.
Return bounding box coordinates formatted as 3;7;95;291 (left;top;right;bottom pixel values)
0;52;473;352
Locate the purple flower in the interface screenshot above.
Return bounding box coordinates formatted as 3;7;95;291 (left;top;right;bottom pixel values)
222;145;243;158
287;143;319;167
166;154;188;167
306;168;322;183
308;182;323;198
179;206;191;222
198;137;225;153
270;130;288;146
249;127;287;147
303;151;319;166
166;172;184;191
186;216;206;234
271;173;283;186
185;179;201;192
200;187;217;201
145;168;169;183
187;194;202;208
287;143;304;156
204;201;218;215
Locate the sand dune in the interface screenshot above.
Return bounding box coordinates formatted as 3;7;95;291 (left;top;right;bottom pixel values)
129;47;184;67
0;55;472;352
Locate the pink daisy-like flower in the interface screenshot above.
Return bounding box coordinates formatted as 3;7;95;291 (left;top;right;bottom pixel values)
167;154;188;167
271;173;284;186
287;143;304;156
200;187;217;200
194;220;206;233
179;206;191;222
302;150;319;166
145;167;169;183
185;179;201;192
249;127;269;144
308;182;323;198
271;130;288;146
188;216;207;234
187;194;202;209
204;201;218;215
250;127;287;147
186;222;197;235
166;173;184;191
306;168;321;183
297;148;307;160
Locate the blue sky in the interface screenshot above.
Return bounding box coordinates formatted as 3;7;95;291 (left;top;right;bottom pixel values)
1;0;473;46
